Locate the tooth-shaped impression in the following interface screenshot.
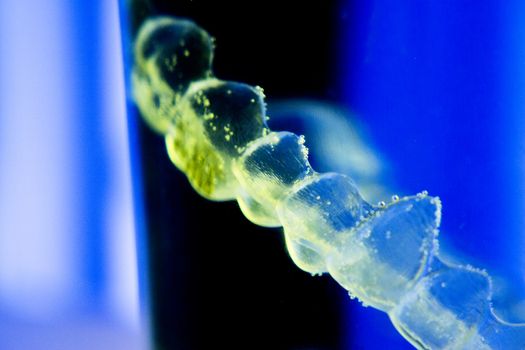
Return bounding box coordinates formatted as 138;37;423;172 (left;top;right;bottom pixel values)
276;173;371;257
390;264;493;349
326;195;440;311
133;16;214;134
233;132;313;223
132;16;525;350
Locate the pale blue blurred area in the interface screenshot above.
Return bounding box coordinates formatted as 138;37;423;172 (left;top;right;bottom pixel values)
268;100;391;205
0;1;146;349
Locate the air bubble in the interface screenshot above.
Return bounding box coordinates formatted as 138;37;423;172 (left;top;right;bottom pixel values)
417;190;429;198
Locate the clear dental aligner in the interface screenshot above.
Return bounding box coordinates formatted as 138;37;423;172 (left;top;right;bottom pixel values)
132;16;525;349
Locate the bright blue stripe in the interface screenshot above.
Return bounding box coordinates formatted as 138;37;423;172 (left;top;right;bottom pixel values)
67;1;109;310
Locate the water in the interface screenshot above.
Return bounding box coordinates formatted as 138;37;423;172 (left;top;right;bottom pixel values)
118;1;519;348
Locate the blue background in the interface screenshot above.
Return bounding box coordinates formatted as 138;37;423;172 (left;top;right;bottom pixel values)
339;1;525;349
